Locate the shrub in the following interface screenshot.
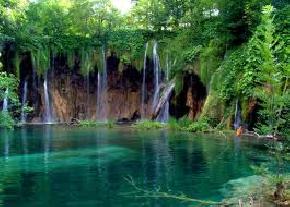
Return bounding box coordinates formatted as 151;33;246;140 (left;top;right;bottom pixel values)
78;120;99;127
183;118;211;132
0;112;15;129
135;120;165;129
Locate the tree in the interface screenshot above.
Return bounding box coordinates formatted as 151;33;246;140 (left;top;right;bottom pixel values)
252;5;289;138
0;53;19;128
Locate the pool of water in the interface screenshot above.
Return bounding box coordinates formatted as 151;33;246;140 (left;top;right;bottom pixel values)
0;126;273;206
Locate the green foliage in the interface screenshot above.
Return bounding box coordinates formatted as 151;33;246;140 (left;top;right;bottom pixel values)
251;5;289;137
0;54;19;129
32;47;51;74
182;118;212;132
205;5;289;134
176;116;192;128
168;116;192;130
108;30;148;68
78;119;99;127
78;119;115;128
183;45;202;64
0;112;15;129
0;72;19;107
135;120;165;129
0;0;289;135
168;117;179;130
200;40;223;87
168;117;215;133
106;119;115;129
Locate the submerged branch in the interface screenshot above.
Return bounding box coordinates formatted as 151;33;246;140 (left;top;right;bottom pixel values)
123;176;230;206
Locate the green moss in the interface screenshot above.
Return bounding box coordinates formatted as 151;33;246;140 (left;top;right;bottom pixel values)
200;92;225;126
200;40;223;87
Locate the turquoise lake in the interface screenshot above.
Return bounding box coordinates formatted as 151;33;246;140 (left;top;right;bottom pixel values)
0;126;273;206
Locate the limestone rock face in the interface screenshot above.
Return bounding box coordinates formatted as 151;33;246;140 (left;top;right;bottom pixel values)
34;64;153;123
22;55;207;123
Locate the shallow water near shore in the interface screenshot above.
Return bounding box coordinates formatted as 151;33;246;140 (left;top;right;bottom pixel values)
0;126;278;206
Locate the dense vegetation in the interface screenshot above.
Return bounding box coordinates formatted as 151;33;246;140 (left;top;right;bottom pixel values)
0;0;289;138
0;0;289;205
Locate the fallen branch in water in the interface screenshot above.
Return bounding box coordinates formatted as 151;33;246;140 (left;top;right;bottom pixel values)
123;176;230;206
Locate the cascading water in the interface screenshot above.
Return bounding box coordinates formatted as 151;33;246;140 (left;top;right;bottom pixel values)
96;47;108;121
21;80;28;123
234;99;241;130
141;42;148;118
152;80;175;120
2;88;8;112
86;66;90;119
157;54;171;123
152;41;161;111
43;72;52;123
32;56;39;110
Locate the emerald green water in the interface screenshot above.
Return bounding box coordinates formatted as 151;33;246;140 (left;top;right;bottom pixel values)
0;126;271;206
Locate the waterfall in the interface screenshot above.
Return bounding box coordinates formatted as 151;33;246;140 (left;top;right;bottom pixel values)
96;47;108;121
97;70;101;118
152;80;175;120
157;54;171;123
21;80;28;123
141;42;148;118
151;42;171;123
234;99;241;130
2;88;8;112
43;72;52;123
152;41;161;110
86;69;90;119
31;55;39;110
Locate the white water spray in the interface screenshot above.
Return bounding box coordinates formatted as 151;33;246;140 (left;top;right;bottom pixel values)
141;42;148;118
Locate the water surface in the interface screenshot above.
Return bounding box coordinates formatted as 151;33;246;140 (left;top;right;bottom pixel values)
0;126;271;206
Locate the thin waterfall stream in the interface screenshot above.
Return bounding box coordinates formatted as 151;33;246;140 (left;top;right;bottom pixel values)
141;42;148;118
2;88;8;112
43;72;52;123
157;54;171;123
152;41;161;111
86;65;90;119
96;47;108;121
234;99;241;130
21;80;28;123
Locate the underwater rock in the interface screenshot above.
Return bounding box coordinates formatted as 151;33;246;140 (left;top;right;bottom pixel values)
220;175;273;205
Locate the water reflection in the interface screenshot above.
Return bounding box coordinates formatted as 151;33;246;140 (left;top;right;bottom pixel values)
21;127;28;154
152;130;171;207
233;136;241;156
3;129;9;160
0;127;274;207
43;125;52;173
